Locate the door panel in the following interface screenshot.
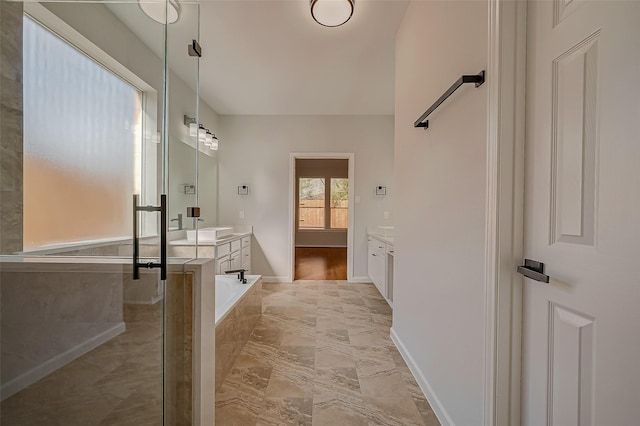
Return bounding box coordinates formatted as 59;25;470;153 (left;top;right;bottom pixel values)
523;1;640;425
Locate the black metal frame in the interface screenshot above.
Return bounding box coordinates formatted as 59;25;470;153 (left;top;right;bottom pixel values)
414;70;486;129
133;194;167;280
188;39;202;57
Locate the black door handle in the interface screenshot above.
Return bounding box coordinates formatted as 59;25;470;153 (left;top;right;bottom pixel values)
516;259;549;283
133;194;167;280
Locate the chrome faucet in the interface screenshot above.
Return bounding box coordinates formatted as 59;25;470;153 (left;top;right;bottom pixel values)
170;213;183;230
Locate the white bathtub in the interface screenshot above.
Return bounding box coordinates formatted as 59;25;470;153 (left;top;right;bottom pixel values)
215;274;261;326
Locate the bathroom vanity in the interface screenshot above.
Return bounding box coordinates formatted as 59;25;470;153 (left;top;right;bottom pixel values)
169;226;252;275
367;227;394;307
212;233;252;275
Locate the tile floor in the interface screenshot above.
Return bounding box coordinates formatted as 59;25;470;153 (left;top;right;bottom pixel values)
215;281;440;426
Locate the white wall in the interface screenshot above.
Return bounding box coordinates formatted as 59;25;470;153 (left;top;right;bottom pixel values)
217;115;394;281
392;1;488;425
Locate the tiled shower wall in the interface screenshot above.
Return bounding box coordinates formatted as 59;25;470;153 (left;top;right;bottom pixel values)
0;1;24;254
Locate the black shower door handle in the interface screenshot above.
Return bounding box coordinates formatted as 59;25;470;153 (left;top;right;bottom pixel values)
133;194;167;280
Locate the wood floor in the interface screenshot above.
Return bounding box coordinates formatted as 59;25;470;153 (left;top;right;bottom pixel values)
295;247;347;280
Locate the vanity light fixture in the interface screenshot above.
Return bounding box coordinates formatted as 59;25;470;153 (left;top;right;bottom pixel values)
310;0;354;27
139;0;180;24
184;115;219;151
197;125;207;143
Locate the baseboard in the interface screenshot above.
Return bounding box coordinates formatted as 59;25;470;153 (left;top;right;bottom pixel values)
295;245;348;248
390;327;455;426
262;276;291;283
1;322;126;401
349;276;372;283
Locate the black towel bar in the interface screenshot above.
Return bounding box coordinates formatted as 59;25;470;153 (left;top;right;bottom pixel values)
414;70;485;129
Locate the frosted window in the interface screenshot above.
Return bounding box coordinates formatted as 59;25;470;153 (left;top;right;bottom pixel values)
23;15;142;249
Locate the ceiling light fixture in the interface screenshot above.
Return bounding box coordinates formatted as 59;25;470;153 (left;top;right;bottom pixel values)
139;0;180;25
310;0;354;27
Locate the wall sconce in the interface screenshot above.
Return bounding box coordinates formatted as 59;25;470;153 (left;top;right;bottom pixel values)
237;185;249;195
375;186;387;196
184;115;219;151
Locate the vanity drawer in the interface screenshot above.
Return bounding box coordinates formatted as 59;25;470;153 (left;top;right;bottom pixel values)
231;239;241;252
368;239;385;253
242;236;251;247
242;253;250;268
216;243;231;257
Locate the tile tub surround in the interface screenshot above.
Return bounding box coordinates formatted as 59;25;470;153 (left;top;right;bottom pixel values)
215;281;440;426
215;276;263;393
0;1;24;254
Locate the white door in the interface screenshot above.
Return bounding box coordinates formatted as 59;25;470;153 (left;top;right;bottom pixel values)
522;1;640;425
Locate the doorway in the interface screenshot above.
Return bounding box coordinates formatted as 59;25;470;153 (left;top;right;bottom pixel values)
289;154;354;281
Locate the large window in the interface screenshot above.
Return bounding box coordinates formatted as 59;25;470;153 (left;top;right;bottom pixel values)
330;178;348;229
298;177;348;230
23;14;145;249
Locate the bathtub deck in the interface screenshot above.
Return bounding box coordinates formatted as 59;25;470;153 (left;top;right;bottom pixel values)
214;280;439;426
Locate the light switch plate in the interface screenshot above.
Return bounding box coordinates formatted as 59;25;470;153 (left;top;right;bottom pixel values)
383;211;390;220
239;210;245;219
355;196;361;204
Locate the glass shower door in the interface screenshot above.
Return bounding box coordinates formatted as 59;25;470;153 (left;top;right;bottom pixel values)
0;1;201;424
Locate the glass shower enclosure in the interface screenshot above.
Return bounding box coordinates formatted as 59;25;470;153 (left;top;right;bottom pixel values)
0;1;209;424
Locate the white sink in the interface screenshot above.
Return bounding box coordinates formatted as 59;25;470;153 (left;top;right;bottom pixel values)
377;226;394;237
186;227;233;242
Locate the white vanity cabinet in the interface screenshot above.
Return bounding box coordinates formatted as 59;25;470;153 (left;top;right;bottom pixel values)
241;236;251;271
214;234;251;274
367;234;393;306
368;237;387;296
216;255;229;275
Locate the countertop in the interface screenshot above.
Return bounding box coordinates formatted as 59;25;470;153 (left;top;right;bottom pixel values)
367;232;394;245
169;231;252;246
